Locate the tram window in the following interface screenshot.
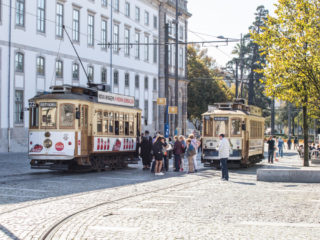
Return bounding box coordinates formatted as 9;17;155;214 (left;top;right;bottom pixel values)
119;113;124;135
231;119;241;136
204;117;213;137
129;114;134;136
103;112;108;134
84;106;88;128
124;114;129;136
97;111;103;133
30;107;39;128
215;119;229;137
250;121;262;138
115;121;119;135
109;112;114;133
40;103;57;128
60;104;75;128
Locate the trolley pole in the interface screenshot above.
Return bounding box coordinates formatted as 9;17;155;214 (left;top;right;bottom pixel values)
174;0;179;134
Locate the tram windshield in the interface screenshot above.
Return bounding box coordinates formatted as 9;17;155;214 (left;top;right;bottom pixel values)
60;104;75;128
40;102;57;128
231;119;241;136
214;117;229;137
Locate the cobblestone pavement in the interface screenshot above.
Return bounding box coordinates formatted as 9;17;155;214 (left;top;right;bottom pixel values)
0;151;319;239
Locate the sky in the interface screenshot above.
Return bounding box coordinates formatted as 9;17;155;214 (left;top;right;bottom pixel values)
188;0;277;67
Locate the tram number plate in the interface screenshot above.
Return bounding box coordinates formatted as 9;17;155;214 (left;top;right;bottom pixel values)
214;117;229;121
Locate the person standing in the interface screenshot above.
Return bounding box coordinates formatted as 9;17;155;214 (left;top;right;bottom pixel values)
189;134;199;172
186;138;196;173
278;137;284;158
140;131;153;170
267;136;275;164
294;137;299;150
173;136;183;172
218;134;230;181
287;137;292;150
179;136;187;172
152;136;166;176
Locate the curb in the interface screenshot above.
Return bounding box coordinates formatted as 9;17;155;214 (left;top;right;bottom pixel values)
257;169;320;183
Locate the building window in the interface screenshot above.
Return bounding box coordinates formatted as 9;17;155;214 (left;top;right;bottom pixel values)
15;52;24;72
144;100;148;124
153;15;157;29
153;101;157;122
88;66;94;82
144;11;149;26
179;47;183;68
102;0;108;7
88;15;94;46
101;67;107;83
15;90;24;124
101;20;108;49
72;9;80;42
124;28;130;56
125;1;130;17
144;35;149;61
179;26;184;40
36;56;45;76
114;0;119;12
72;63;79;80
144;77;148;89
114;70;119;86
113;24;119;53
56;60;63;78
16;0;25;27
37;0;46;33
135;32;140;59
135;75;139;88
135;7;140;22
153;38;157;63
134;99;139;107
56;3;63;37
125;73;129;87
153;78;157;91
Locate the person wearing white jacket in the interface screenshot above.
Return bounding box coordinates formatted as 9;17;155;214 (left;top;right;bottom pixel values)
218;134;231;181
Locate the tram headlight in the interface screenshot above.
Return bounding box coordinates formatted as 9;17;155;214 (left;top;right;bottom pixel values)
43;139;52;148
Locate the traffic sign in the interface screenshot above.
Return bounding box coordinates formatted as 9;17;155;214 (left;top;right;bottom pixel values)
164;123;170;138
157;98;167;105
168;106;178;114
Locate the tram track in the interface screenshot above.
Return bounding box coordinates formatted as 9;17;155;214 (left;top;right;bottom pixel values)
39;174;213;240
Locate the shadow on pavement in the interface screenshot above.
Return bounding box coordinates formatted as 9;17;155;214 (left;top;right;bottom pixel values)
0;224;21;240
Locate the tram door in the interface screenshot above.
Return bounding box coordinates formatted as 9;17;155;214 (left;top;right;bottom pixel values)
242;118;249;165
80;105;89;155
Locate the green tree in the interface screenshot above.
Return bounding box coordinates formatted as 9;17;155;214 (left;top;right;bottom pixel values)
253;0;320;166
228;6;270;113
187;45;232;128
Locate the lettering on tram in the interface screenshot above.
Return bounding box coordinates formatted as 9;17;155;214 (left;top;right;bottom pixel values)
201;99;265;168
28;85;141;171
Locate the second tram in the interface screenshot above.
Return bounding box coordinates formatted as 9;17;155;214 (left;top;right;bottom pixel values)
201;99;265;168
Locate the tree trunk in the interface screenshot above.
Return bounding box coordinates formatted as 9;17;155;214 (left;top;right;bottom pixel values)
303;105;309;167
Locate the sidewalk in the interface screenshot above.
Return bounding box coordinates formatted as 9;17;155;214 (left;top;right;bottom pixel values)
258;147;320;183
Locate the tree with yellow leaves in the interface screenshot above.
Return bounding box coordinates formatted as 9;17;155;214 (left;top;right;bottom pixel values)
253;0;320;166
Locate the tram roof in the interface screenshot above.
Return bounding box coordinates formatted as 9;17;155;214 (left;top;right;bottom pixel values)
202;109;248;116
30;93;141;110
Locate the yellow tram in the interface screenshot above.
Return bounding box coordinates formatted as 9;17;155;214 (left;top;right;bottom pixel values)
201;99;265;168
28;85;141;171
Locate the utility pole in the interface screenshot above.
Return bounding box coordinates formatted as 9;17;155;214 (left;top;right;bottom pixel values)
235;60;239;99
7;0;13;152
164;23;169;136
174;0;179;134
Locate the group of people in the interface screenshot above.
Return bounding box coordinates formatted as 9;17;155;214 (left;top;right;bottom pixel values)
267;136;300;163
138;131;231;181
138;131;201;176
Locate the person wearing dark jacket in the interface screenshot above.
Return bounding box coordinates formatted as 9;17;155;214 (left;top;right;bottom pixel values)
267;136;275;164
140;131;153;170
173;136;183;172
153;136;166;176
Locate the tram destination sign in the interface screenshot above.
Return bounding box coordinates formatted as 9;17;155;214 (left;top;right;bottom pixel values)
39;102;57;107
214;117;229;121
98;91;135;107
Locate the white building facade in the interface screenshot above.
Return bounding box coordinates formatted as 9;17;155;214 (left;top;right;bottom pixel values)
0;0;168;152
